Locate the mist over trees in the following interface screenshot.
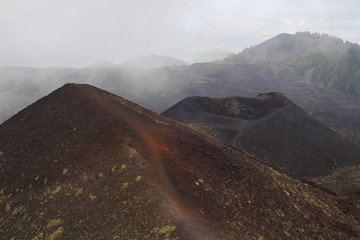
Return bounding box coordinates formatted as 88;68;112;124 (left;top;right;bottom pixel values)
295;32;360;98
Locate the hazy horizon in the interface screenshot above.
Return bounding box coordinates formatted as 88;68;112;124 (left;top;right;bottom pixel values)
1;0;360;67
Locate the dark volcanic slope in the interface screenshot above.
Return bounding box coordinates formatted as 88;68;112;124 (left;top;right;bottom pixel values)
162;93;360;179
1;84;360;239
226;33;315;64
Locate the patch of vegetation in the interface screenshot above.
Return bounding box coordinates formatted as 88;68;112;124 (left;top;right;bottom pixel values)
148;225;178;239
51;186;62;195
47;227;64;240
75;188;83;196
309;164;360;203
295;33;360;98
89;194;97;200
121;182;129;190
47;219;62;229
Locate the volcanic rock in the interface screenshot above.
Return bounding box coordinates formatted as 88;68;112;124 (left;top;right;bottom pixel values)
1;84;359;239
162;93;360;178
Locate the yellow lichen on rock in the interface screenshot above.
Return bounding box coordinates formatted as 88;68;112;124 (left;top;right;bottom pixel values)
159;225;176;234
89;194;97;200
5;203;11;212
11;205;24;216
121;182;129;190
81;173;89;181
47;219;62;229
52;186;62;195
47;227;64;240
75;188;83;196
152;225;177;235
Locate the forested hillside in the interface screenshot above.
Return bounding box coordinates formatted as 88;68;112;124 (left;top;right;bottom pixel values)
295;32;360;98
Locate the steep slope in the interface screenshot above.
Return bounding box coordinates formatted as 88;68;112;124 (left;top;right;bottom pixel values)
1;84;359;239
294;38;360;98
162;93;360;179
225;33;312;64
226;32;345;64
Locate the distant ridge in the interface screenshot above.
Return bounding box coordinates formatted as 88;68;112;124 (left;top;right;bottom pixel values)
87;60;118;68
226;32;346;64
187;49;232;64
88;54;186;69
1;84;359;239
120;54;186;68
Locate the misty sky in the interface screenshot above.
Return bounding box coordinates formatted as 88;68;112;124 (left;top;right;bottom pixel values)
1;0;360;67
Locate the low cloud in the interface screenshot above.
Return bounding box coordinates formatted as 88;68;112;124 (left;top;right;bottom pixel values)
0;0;359;67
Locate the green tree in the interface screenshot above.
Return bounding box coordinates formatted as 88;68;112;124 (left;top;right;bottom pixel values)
294;39;360;98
